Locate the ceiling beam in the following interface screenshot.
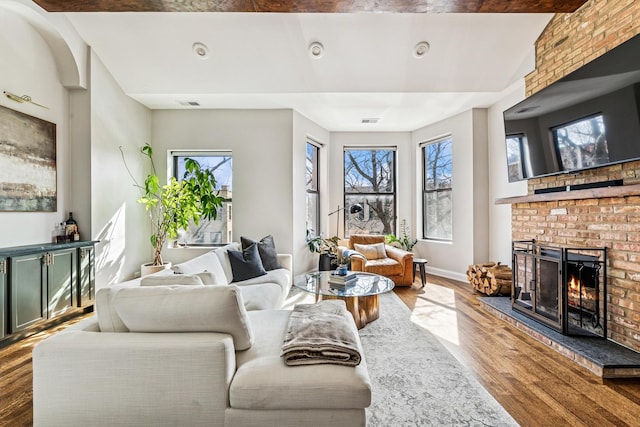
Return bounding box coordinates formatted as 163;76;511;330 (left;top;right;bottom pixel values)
33;0;588;13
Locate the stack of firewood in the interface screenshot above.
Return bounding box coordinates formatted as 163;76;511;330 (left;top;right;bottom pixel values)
466;262;512;296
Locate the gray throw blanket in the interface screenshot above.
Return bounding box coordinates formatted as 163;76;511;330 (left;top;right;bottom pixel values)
281;300;362;366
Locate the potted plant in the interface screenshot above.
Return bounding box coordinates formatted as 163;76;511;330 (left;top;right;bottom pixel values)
305;230;340;271
385;219;418;252
122;143;224;275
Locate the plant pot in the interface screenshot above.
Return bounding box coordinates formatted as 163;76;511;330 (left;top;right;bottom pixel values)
318;254;336;271
140;262;172;277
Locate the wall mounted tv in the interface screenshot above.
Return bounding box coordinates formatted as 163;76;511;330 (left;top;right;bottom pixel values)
503;33;640;182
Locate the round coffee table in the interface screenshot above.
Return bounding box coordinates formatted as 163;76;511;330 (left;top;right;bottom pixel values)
293;271;395;329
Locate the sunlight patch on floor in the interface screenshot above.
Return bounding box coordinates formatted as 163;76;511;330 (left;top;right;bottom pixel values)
410;283;460;349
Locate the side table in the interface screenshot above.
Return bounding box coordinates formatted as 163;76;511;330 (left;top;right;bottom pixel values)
413;258;428;287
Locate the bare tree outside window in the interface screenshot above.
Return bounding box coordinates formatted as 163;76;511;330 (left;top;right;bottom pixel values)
173;152;232;246
344;148;396;237
553;115;608;172
423;138;452;241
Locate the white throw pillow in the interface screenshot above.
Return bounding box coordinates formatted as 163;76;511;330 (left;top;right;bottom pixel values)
354;242;388;260
214;242;241;283
112;285;254;350
140;274;205;287
171;251;227;285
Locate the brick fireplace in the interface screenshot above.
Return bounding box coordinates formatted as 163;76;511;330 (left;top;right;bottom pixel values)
500;162;640;354
500;0;640;354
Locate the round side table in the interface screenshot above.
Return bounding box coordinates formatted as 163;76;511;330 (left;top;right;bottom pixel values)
413;258;428;287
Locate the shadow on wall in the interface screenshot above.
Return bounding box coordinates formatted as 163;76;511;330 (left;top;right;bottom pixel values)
94;204;128;290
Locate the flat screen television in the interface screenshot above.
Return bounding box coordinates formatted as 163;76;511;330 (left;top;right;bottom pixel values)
503;33;640;182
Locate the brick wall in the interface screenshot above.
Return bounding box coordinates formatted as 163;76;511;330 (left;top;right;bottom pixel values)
512;0;640;352
525;0;640;97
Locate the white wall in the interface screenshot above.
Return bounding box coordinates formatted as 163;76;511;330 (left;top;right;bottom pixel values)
90;51;152;288
411;109;489;281
293;111;330;273
487;82;529;265
151;109;297;268
0;9;71;246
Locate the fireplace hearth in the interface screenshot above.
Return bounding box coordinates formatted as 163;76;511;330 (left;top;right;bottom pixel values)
512;240;607;338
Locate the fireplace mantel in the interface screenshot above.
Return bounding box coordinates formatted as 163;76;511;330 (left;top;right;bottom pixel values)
495;183;640;205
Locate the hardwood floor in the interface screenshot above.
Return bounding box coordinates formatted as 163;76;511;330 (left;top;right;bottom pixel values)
395;275;640;427
1;275;639;426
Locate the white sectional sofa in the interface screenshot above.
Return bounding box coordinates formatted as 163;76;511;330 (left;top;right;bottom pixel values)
32;243;372;426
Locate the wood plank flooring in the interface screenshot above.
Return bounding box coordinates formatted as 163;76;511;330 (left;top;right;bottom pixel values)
1;274;639;426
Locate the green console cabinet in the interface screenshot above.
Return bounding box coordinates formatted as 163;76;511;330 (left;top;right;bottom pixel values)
0;257;6;340
0;241;97;345
77;245;95;308
9;252;47;333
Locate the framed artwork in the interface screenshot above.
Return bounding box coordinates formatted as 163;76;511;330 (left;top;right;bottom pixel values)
0;105;56;211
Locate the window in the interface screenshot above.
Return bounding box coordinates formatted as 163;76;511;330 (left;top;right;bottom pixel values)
552;114;608;172
344;148;396;237
422;137;452;241
306;142;320;236
506;134;525;182
172;151;232;246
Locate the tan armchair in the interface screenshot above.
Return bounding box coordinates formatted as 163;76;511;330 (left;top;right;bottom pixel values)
340;234;414;286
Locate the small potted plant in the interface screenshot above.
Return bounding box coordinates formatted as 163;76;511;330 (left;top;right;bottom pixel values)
305;230;340;271
385;219;418;252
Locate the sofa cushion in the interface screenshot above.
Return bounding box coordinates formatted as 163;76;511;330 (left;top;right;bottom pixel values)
171;251;227;285
241;235;283;271
214;242;241;283
228;243;267;282
96;287;129;333
234;283;282;311
354;242;387;260
111;285;254;350
230;310;371;410
140;273;206;287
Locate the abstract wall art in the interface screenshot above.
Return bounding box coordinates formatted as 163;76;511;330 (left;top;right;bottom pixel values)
0;105;56;211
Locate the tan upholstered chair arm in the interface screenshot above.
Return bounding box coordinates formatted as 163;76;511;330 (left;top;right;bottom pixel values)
385;245;413;265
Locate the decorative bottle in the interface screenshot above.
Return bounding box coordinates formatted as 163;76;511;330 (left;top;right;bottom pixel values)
65;212;79;241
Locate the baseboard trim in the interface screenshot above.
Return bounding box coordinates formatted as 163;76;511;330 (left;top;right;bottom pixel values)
425;266;467;283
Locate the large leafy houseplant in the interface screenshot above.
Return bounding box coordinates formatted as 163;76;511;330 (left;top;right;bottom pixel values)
122;144;224;267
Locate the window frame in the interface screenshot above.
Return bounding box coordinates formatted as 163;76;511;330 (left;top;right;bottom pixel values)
343;147;397;237
421;136;453;242
170;149;233;247
306;141;321;237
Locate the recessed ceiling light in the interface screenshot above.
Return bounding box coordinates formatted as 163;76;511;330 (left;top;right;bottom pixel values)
192;42;209;59
413;41;430;58
309;41;324;59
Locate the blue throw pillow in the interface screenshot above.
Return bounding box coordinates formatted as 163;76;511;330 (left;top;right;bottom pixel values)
228;243;267;282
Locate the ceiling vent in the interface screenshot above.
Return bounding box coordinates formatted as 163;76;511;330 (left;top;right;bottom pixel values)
178;101;200;106
361;118;380;124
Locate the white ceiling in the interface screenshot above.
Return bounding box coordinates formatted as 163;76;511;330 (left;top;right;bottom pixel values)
64;12;553;132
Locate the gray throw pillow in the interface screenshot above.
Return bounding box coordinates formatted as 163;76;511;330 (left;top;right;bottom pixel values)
228;243;267;282
241;235;283;271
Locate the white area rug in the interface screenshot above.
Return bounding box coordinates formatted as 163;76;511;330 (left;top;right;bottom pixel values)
358;291;518;426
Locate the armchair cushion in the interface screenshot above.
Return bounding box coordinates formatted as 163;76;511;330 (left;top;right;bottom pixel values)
353;242;387;260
